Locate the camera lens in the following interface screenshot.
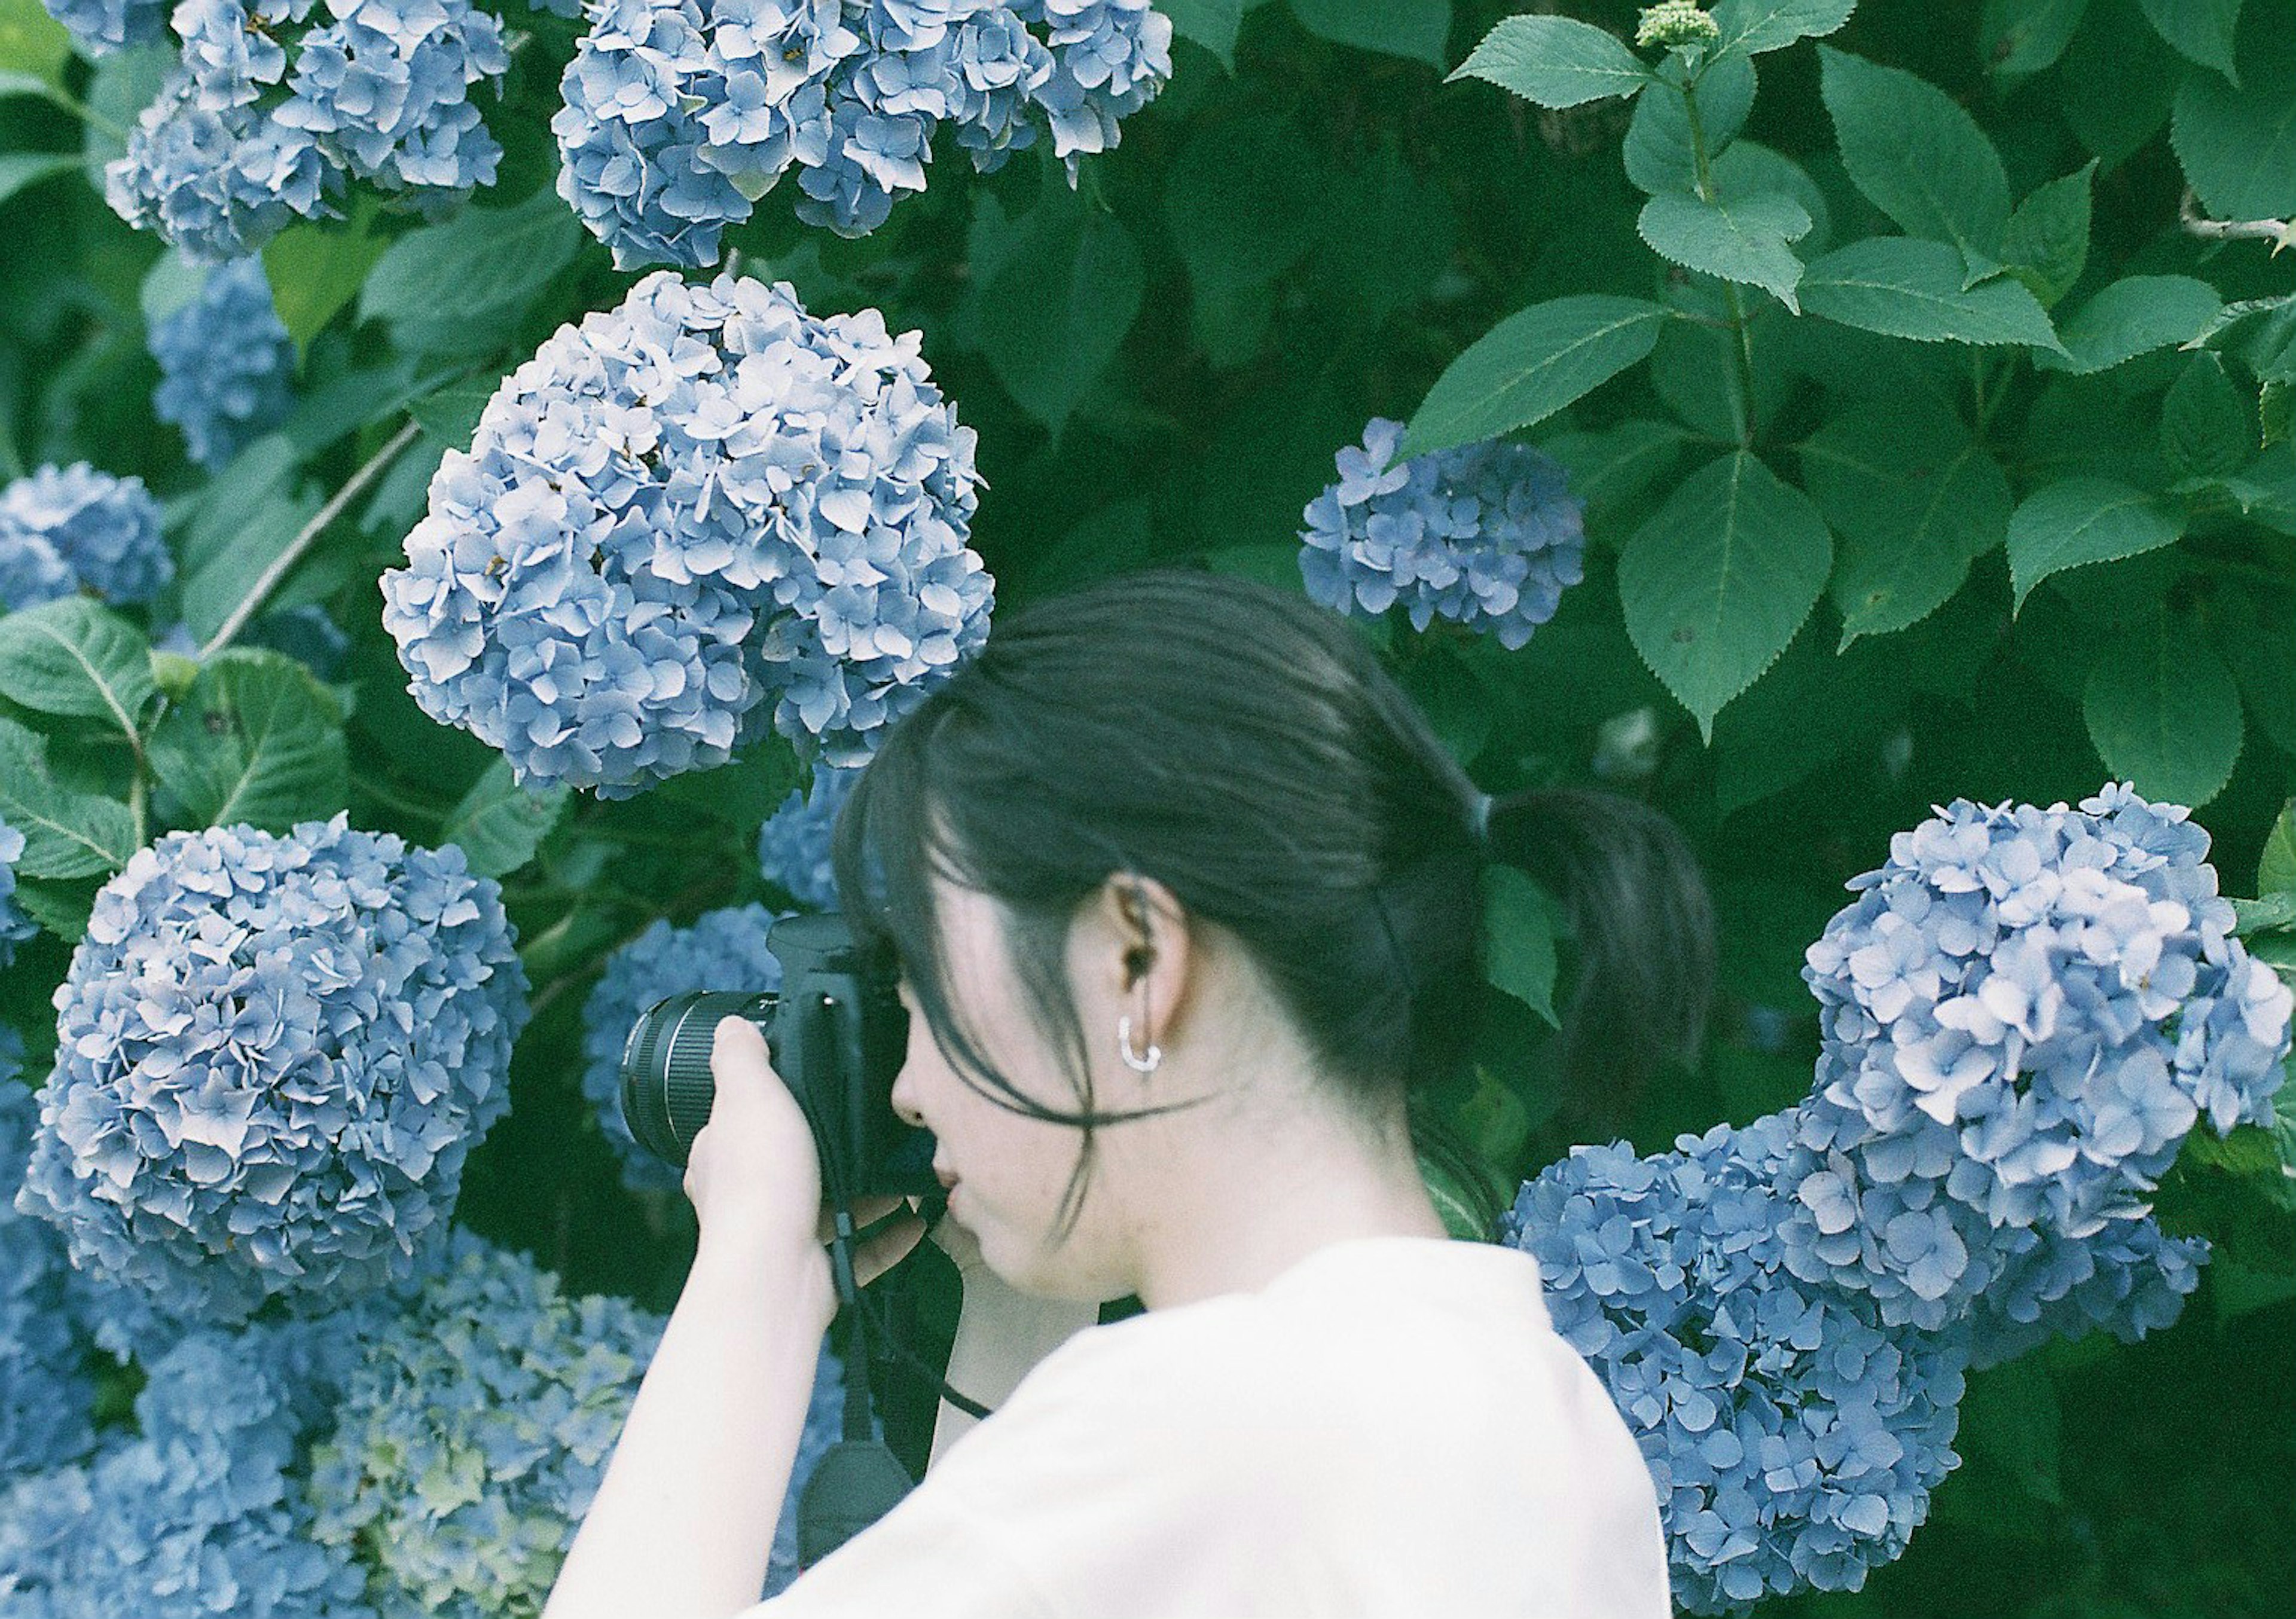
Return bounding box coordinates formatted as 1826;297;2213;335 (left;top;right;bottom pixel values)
618;990;771;1167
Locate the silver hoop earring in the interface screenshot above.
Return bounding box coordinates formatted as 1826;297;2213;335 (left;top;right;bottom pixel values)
1118;1015;1162;1074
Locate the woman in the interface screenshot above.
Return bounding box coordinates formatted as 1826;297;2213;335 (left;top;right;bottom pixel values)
543;567;1711;1618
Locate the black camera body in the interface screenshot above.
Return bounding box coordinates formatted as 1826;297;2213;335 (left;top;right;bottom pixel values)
615;912;941;1205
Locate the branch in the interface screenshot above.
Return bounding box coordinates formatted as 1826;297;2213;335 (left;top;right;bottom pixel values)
2180;187;2292;255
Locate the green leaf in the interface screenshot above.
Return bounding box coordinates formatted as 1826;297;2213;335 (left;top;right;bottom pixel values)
2083;607;2243;810
1980;0;2093;80
1540;419;1695;536
2007;476;2186;611
1617;449;1834;743
1708;0;1856;57
8;875;93;943
359;188;584;361
2263;379;2291;447
1711;140;1833;255
2161;352;2254;479
181;463;322;644
1448;15;1652;108
2259;801;2296;896
148;650;349;832
2138;0;2241;81
1290;0;1451;68
2170;7;2296;218
0;716;138;879
1799;236;2066;350
1399;295;1669;462
78;42;171;178
974;194;1144;431
436;757;569;879
2039;274;2224;373
1798;401;2012;646
263;199;389;357
0;151;75;209
2059;0;2181;166
1636;190;1812;311
1162;0;1241;67
1996;160;2095;308
0;597;157;735
1625;50;1757;195
1819;45;2013;261
138;249;213;331
0;0;72;81
1163;113;1327;364
406;371;508;451
1482;863;1563;1027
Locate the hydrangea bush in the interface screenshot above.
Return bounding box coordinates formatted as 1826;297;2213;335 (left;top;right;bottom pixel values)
149;257;298;471
756;760;860;909
0;463;172;610
37;0;167;53
579;902;792;1192
380;270;994;796
13;817;530;1323
0;1049;99;1481
554;0;1174;267
0;818;34;973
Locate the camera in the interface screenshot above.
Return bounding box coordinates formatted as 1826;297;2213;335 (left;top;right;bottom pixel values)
615;912;941;1205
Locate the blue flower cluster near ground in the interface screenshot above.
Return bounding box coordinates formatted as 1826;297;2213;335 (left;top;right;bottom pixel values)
103;0;511;261
554;0;1173;267
1299;416;1587;650
381;270;994;795
580;902;794;1192
36;0;166;53
149;256;298;471
758;761;862;909
0;462;172;610
0;816;34;973
12;816;530;1324
1;1046;99;1482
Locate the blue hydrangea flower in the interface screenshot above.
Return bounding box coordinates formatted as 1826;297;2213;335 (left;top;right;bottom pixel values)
580;902;794;1192
0;462;172;610
1772;784;2294;1331
381;270;994;796
553;0;1168;269
1299;417;1587;651
1;1045;100;1480
1;815;35;972
36;0;168;53
758;761;861;909
0;1319;376;1619
13;815;530;1325
149;256;297;471
1498;1110;1968;1616
105;0;509;261
1961;1213;2209;1371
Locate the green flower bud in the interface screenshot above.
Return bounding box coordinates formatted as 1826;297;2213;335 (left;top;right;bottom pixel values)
1637;2;1721;50
150;650;200;701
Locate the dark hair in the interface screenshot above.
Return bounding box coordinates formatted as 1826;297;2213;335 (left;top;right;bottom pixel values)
829;566;1713;1246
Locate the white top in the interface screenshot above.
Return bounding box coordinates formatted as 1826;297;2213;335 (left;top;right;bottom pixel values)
742;1235;1673;1619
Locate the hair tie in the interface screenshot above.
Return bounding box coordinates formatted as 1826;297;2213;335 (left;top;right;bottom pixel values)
1469;790;1496;848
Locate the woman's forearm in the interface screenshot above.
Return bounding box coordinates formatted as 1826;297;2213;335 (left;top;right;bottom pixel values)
544;1230;839;1619
928;1274;1101;1470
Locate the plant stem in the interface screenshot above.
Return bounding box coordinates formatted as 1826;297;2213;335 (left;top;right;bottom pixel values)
201;419;420;659
129;768;148;850
1680;74;1759;448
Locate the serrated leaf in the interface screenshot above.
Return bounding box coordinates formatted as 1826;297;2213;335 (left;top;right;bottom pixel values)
438;757;570;879
1819;45;2013;261
2059;0;2181;166
1711;140;1833;254
1998;160;2095;308
1164;112;1327;365
2259;801;2296;896
2007;476;2186;610
1709;0;1856;57
1482;863;1562;1027
148;650;348;832
1637;190;1811;311
1981;0;2093;80
2264;379;2291;447
2138;0;2241;81
1400;296;1669;462
975;195;1144;430
2169;10;2296;218
1448;15;1651;108
1617;449;1834;742
1161;0;1241;68
1625;50;1757;195
1798;402;2011;646
2083;607;2243;810
1540;419;1694;535
1290;0;1452;68
8;874;93;942
0;597;157;736
407;371;509;451
2161;352;2253;479
359;188;584;361
1800;236;2066;350
263;199;389;357
2040;274;2224;374
0;716;138;879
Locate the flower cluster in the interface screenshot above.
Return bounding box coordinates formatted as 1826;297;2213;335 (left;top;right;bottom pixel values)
1;816;35;973
13;815;530;1324
758;761;862;909
36;0;167;53
554;0;1174;267
149;256;298;471
1959;1212;2208;1371
105;0;511;262
1500;1112;1967;1614
0;1325;378;1618
1;1048;99;1481
0;462;172;611
580;903;793;1192
1772;784;2292;1331
1299;417;1587;651
381;270;993;795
